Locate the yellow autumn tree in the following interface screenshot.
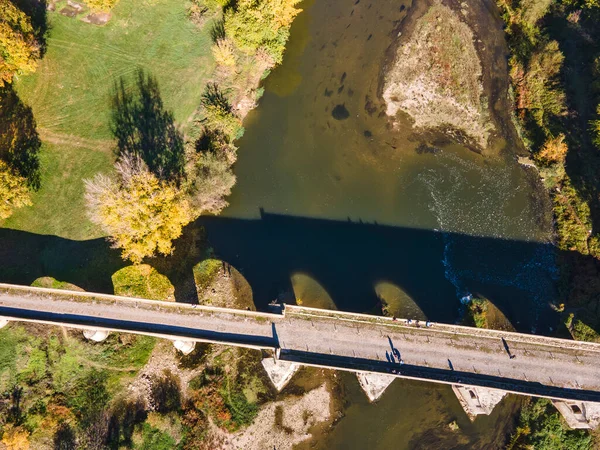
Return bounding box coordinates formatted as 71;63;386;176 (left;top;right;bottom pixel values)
224;0;302;63
0;159;31;219
0;0;40;86
2;424;30;450
536;133;568;165
85;154;193;263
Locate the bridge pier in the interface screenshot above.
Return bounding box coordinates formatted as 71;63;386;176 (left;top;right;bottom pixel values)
173;340;196;355
552;400;600;429
261;353;299;391
356;372;396;402
452;384;507;420
82;329;110;342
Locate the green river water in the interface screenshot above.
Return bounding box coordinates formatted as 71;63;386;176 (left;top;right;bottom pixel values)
199;0;561;447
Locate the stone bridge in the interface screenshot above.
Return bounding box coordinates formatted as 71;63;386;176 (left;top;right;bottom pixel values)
1;283;599;429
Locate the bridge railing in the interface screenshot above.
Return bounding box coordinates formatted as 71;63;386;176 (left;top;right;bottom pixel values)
284;304;600;353
0;282;283;321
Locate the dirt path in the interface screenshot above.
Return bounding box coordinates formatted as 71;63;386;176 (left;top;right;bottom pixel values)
39;127;113;152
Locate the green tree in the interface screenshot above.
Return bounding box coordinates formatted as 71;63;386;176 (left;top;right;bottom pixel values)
0;159;31;219
224;0;302;63
592;105;600;150
0;0;39;86
186;150;236;215
85;154;193;263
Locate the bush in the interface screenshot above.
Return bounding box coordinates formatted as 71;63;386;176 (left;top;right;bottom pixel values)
111;264;175;301
200;83;244;141
69;369;109;428
465;297;489;329
536;133;568;165
193;259;222;292
0;160;31;220
30;277;83;292
507;398;592;449
138;423;176;450
224;0;301;64
591;105;600;150
552;181;592;254
212;38;236;67
84;0;119;12
186;150;236;215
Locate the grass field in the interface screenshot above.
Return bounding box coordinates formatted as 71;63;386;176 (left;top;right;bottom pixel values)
2;0;215;240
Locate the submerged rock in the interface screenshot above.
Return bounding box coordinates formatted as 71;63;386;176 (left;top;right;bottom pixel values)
332;104;350;120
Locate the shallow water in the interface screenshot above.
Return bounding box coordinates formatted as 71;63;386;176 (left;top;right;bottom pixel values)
202;0;558;446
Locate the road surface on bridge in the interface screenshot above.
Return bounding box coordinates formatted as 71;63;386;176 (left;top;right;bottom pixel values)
1;284;600;401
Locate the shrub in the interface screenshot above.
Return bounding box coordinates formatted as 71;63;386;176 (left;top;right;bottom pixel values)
138;423;176;450
465;297;489;329
1;424;30;450
212;38;236;67
193;259;222;292
565;314;600;342
201;83;244;141
186;150;236;215
512;40;566;134
111;264;175;301
552;181;592;254
536;133;568;164
224;0;302;64
0;0;40;86
507;398;592;449
591;104;600;150
0;160;31;219
69;369;109;428
85;154;193;263
84;0;119;12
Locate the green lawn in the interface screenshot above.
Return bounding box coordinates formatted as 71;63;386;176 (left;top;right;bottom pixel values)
3;0;215;240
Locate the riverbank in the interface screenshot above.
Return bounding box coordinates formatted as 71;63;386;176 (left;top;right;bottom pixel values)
1;0;301;242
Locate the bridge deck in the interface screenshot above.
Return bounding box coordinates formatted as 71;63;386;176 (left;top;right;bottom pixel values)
1;284;600;401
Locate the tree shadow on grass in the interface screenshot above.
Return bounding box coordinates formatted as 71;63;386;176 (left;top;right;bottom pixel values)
0;85;41;189
111;70;185;181
11;0;49;57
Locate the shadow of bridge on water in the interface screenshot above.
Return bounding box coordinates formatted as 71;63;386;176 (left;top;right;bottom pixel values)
0;210;564;332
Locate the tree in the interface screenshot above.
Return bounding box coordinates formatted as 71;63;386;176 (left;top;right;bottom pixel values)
0;159;31;219
224;0;302;63
186;149;236;215
0;0;40;86
85;154;193;263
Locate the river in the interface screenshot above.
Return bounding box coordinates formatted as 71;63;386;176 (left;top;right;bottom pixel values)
201;0;559;447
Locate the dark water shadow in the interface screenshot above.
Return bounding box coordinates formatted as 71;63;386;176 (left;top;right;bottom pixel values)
0;211;562;332
111;70;185;181
0;85;41;188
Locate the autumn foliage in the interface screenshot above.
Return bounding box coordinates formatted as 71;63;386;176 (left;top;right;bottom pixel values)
85;154;193;263
0;159;31;219
0;0;39;86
